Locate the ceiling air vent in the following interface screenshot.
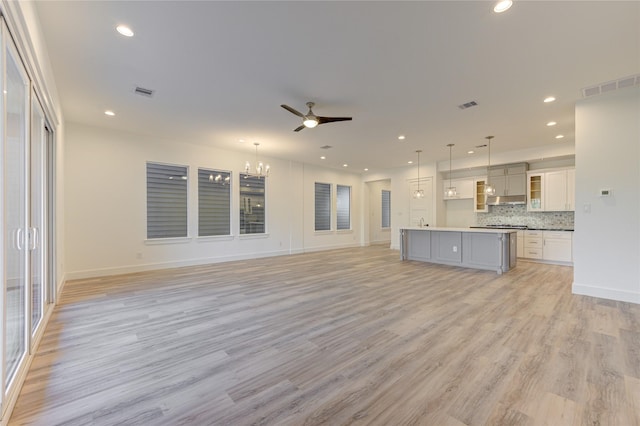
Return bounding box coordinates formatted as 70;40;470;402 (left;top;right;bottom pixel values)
458;100;478;110
582;74;640;98
320;145;333;150
134;86;155;97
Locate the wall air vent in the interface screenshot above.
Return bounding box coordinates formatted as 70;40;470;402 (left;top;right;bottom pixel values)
458;100;478;110
134;86;155;97
582;74;640;98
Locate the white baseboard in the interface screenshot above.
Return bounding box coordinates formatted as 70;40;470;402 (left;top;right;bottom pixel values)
299;242;361;254
572;282;640;304
65;245;369;281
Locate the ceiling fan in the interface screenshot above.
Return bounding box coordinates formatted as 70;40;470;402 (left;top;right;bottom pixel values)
281;102;352;132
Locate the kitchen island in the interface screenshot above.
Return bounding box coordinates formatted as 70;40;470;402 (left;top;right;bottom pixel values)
400;227;517;274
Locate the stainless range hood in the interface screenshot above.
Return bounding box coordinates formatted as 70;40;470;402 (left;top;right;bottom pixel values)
486;195;526;206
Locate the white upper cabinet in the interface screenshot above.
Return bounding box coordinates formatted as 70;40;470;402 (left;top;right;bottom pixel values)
473;177;488;212
444;178;474;200
527;168;575;212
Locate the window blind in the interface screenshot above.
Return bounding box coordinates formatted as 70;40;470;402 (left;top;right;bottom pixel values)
198;169;231;236
146;162;188;239
315;182;331;231
336;184;351;230
382;190;391;228
239;174;266;234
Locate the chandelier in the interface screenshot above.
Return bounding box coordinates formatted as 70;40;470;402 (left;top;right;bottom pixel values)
244;142;270;177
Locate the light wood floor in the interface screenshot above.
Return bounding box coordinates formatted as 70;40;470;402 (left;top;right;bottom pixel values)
9;245;640;425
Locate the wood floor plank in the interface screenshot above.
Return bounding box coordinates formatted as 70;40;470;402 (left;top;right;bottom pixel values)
8;245;640;425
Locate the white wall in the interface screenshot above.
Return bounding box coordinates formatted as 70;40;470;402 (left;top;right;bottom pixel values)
364;162;438;250
445;199;475;227
573;87;640;304
64;123;363;279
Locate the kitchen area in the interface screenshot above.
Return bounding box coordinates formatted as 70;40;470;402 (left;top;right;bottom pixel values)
402;155;575;272
443;156;575;266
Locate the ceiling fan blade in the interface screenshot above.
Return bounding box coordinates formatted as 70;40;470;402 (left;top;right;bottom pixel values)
293;125;306;132
317;116;353;125
281;104;304;117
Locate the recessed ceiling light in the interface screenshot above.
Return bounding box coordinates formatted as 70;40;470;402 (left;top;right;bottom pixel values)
104;110;115;116
544;96;556;103
398;135;406;140
116;25;134;37
364;168;369;171
555;134;564;139
320;156;326;160
408;160;413;164
343;164;348;167
238;139;245;143
547;121;557;126
468;150;475;154
493;0;513;13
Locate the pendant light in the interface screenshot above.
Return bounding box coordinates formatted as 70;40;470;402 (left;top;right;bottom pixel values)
484;136;496;196
244;142;270;177
413;150;424;199
444;143;457;198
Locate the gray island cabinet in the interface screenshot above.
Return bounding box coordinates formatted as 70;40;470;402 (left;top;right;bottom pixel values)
400;227;517;274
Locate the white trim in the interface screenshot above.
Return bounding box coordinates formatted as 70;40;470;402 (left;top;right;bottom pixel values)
572;282;640;304
144;237;192;245
196;235;234;242
238;233;269;240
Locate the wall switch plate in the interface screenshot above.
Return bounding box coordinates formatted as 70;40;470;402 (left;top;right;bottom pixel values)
453;246;458;252
583;203;591;213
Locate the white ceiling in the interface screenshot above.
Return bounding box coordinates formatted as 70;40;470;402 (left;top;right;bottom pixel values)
34;1;640;173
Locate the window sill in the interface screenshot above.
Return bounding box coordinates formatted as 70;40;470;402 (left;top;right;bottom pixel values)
314;230;333;235
197;235;235;242
336;229;353;234
145;237;192;245
238;233;270;240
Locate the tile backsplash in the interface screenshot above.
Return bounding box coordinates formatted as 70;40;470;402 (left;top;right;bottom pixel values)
477;205;574;229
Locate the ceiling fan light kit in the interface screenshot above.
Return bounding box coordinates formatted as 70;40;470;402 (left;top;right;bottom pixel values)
281;101;352;132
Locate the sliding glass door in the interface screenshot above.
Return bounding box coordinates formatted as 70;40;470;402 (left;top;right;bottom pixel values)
30;96;47;335
0;18;55;416
3;21;30;390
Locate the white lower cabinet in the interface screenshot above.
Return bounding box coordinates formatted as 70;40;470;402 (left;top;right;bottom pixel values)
516;230;524;258
519;230;573;264
523;230;543;260
542;231;573;263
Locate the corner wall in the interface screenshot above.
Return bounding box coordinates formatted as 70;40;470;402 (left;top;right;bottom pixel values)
573;87;640;304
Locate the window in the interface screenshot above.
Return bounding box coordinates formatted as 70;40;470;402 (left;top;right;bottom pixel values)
315;182;331;231
382;190;391;228
146;162;188;239
239;174;265;234
198;169;231;236
336;184;351;230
